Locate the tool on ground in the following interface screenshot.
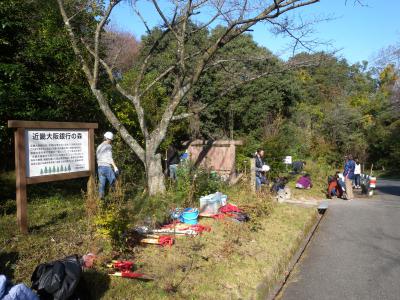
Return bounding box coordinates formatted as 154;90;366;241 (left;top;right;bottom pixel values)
159;223;211;234
140;235;175;246
106;260;153;281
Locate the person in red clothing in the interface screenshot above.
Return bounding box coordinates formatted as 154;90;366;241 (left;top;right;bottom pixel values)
327;172;343;198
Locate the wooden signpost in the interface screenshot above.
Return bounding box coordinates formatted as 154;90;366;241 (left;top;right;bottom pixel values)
8;120;98;234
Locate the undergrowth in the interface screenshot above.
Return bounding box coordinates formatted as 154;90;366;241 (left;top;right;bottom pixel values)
0;170;317;299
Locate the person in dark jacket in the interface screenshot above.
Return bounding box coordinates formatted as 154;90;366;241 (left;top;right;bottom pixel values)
292;161;306;174
255;149;267;190
270;177;288;193
31;253;95;300
166;144;180;180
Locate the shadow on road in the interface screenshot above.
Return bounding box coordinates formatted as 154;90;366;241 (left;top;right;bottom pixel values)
376;185;400;197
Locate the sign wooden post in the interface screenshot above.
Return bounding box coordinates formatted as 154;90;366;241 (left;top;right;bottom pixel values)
87;128;96;199
8;120;98;233
15;128;28;233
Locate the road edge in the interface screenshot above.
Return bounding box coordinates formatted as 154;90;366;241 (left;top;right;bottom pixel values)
264;206;327;300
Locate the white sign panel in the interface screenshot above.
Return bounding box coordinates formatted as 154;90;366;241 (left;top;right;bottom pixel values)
283;156;292;164
25;129;89;177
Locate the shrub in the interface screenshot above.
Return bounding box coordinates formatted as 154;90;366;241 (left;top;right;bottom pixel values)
174;162;225;205
93;204;129;244
86;177;131;248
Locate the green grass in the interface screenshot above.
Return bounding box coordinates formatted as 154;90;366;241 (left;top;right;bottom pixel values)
0;175;317;299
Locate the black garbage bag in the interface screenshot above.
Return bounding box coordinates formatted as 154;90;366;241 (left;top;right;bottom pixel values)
31;255;83;300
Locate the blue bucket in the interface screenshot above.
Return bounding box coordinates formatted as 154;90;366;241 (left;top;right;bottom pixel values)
180;208;199;225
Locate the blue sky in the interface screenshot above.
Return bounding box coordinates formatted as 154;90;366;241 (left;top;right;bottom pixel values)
109;0;400;64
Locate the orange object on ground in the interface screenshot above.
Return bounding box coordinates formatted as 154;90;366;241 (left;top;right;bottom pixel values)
107;260;153;280
107;260;134;270
327;180;343;198
158;236;174;246
141;235;175;247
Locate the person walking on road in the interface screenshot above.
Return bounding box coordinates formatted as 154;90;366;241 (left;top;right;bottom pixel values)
354;158;361;189
96;132;118;198
343;154;356;200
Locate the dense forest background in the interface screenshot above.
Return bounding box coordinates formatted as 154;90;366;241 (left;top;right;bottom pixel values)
1;0;399;179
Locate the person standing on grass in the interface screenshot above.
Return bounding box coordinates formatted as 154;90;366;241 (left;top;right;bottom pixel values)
354;158;361;189
166;144;180;181
96;132;118;199
343;154;356;200
255;149;267;190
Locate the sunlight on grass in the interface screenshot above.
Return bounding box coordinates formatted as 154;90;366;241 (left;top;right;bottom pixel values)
0;176;317;299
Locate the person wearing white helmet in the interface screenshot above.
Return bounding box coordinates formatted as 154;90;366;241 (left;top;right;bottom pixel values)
96;131;118;198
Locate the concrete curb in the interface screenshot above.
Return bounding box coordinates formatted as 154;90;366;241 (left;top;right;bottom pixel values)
264;205;328;300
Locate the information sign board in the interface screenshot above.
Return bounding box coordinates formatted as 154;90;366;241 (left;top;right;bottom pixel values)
8;120;97;234
26;129;89;177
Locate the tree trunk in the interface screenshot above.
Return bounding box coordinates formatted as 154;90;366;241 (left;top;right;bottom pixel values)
146;152;166;195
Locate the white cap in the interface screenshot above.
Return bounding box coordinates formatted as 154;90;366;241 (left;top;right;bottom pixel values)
262;165;270;172
104;132;114;140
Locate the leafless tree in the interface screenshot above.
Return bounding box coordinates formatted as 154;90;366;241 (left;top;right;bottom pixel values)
102;28;140;74
57;0;320;195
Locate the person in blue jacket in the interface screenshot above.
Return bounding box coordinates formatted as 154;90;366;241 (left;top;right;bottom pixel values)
0;274;39;300
343;154;356;200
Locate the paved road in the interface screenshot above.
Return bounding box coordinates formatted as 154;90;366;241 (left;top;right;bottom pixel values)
281;179;400;300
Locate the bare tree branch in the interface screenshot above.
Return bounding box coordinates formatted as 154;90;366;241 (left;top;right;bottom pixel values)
171;104;207;121
138;66;176;98
57;0;94;83
67;4;88;22
151;0;180;40
132;1;152;34
133;28;170;99
81;38;149;139
93;0;120;88
57;0;145;161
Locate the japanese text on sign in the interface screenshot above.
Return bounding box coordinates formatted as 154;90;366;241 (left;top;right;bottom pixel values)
25;130;89;177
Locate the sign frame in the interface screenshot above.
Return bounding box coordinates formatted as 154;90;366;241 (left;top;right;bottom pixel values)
8;120;98;234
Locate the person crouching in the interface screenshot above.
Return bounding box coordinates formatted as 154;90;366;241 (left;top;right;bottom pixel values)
296;174;313;189
327;172;344;198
